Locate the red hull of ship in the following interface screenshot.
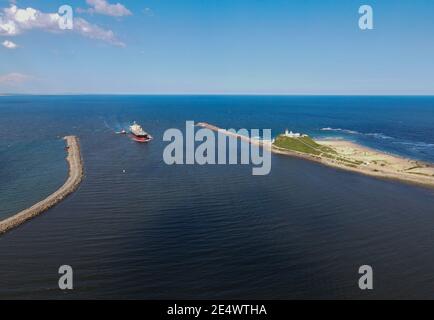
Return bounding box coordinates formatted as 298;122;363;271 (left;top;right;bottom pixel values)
130;134;152;143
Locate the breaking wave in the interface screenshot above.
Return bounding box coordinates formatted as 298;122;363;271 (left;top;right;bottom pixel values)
320;127;359;134
320;127;392;139
393;141;434;149
365;133;393;140
320;127;433;156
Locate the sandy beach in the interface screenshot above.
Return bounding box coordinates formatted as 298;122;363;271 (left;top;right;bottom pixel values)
314;139;434;188
0;136;84;234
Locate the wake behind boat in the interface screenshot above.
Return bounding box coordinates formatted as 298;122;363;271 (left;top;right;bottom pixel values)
129;121;153;143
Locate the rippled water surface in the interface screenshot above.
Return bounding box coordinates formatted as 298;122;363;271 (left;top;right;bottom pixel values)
0;96;433;299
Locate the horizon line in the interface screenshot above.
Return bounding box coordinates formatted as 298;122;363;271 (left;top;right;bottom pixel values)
2;93;434;97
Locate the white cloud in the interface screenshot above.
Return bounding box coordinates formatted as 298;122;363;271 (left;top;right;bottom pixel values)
74;17;125;47
0;72;31;85
81;0;132;17
0;5;125;46
2;39;17;48
0;5;60;35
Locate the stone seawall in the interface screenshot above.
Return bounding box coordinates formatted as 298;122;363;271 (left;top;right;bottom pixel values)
0;136;84;234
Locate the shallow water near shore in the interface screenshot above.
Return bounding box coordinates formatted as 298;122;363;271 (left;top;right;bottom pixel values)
0;95;434;299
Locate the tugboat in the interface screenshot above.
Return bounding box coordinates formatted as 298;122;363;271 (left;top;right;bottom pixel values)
129;121;153;143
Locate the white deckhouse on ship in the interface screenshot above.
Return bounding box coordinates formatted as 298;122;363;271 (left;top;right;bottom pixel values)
129;121;153;143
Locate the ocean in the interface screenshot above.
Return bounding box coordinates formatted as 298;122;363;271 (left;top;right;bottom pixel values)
0;95;433;299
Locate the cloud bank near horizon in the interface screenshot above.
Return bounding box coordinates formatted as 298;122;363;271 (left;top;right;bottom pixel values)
0;72;32;85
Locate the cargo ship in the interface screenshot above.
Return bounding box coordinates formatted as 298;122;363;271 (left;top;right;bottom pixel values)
129;121;153;143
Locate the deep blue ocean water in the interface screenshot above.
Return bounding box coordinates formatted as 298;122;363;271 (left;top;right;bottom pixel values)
0;95;433;299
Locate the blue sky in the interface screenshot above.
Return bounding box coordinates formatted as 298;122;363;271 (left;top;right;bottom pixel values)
1;0;434;94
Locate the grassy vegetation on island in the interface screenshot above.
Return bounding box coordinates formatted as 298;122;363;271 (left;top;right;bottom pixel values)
272;135;364;166
273;135;336;156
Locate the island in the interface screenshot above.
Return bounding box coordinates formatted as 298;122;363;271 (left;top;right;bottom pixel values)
0;136;84;234
198;123;434;189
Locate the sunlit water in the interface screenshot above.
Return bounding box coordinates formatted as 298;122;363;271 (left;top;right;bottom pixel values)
0;95;433;299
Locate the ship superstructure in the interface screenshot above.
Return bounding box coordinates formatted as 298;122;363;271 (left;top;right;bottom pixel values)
129;121;153;143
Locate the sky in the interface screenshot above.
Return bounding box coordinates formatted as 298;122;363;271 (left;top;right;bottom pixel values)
1;0;434;95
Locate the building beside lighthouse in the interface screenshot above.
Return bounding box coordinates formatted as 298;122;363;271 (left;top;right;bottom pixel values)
284;129;299;138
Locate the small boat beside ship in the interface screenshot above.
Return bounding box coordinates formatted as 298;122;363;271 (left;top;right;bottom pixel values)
129;121;153;143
